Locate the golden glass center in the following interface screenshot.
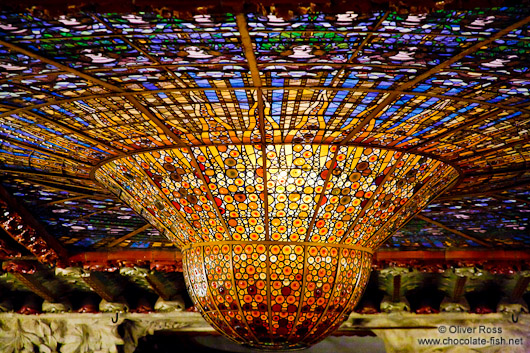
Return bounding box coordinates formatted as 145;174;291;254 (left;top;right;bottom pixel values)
94;144;459;349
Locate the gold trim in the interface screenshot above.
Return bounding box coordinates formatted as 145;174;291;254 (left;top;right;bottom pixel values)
90;143;463;182
180;240;374;254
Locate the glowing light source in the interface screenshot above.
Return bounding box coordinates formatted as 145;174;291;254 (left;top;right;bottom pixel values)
0;7;528;347
95;144;458;349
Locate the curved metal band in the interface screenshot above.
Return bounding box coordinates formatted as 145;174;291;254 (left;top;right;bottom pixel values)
180;240;374;254
90;143;462;180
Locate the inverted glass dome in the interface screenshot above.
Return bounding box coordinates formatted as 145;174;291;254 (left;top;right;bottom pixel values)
0;4;529;350
95;145;458;349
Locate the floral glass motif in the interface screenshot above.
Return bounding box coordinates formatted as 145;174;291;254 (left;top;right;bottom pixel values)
0;5;529;350
96;145;459;349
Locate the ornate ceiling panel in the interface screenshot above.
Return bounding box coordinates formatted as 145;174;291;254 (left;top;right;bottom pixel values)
0;7;528;251
0;8;527;196
0;2;527;351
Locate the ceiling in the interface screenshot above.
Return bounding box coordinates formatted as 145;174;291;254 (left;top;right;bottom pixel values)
0;4;528;250
0;3;528;351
